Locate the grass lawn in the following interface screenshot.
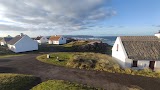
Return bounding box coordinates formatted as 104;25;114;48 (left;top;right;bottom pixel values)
37;52;160;78
32;80;103;90
0;73;40;90
37;52;72;66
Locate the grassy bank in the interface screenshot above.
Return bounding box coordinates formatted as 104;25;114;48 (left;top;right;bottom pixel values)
32;80;102;90
0;73;40;90
37;52;160;78
37;52;116;70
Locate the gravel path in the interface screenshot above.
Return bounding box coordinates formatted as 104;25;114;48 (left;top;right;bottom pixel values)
0;54;160;90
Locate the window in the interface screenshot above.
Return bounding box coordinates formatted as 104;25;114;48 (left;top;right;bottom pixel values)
132;61;138;67
116;44;119;51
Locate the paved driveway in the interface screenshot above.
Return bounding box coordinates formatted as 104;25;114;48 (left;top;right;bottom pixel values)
0;54;160;90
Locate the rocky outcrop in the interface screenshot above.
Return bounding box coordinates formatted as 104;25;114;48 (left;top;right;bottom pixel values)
73;41;112;54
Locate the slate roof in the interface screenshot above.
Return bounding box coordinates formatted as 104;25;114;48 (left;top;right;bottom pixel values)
7;35;24;45
120;36;160;60
49;35;61;41
1;37;13;42
35;36;43;40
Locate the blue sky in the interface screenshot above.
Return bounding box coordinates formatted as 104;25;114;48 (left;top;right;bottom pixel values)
0;0;160;37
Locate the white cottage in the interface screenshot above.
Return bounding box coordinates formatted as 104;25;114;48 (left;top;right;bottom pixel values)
48;35;66;44
7;35;38;53
34;36;48;44
112;36;160;70
0;37;13;46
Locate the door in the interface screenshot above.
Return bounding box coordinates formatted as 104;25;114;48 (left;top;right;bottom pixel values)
149;61;155;70
132;61;138;67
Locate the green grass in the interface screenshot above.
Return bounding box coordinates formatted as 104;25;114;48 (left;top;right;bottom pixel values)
0;73;40;90
32;80;103;90
37;52;73;66
37;52;116;70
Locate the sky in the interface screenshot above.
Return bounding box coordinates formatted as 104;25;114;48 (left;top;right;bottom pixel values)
0;0;160;37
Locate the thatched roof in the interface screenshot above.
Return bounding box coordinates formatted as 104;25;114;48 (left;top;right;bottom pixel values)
120;36;160;60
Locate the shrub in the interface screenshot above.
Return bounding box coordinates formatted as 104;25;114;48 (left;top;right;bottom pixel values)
124;68;132;74
113;64;120;71
143;68;152;72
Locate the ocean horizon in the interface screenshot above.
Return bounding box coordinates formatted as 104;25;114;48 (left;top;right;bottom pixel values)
64;35;117;46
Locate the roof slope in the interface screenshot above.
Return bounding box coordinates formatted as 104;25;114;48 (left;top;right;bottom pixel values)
35;36;43;40
2;37;13;42
7;36;24;45
49;35;61;41
120;36;160;60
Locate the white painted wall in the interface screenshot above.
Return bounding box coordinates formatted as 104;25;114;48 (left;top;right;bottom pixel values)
8;35;38;53
48;40;52;44
134;60;160;70
155;61;160;68
52;41;59;44
155;33;160;38
137;60;150;69
112;37;129;68
1;42;5;46
58;37;66;44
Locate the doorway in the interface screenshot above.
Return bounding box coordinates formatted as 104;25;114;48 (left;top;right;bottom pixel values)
132;61;138;67
149;61;155;70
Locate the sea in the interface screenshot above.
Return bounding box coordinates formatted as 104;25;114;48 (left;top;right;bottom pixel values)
65;35;117;46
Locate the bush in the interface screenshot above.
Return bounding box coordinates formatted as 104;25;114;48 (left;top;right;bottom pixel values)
113;64;120;71
124;68;132;74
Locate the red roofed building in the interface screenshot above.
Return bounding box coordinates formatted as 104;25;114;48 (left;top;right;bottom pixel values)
48;35;66;44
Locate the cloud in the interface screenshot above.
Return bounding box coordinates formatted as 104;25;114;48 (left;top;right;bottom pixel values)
0;0;116;33
152;25;160;27
0;24;26;31
155;25;160;27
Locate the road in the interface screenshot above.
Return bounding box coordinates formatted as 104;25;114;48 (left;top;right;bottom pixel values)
0;54;160;90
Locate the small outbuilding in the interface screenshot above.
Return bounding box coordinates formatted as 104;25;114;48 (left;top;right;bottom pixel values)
7;34;38;53
48;35;66;44
112;36;160;70
34;36;48;44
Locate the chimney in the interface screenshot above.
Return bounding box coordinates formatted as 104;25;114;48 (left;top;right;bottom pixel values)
20;33;24;36
155;30;160;38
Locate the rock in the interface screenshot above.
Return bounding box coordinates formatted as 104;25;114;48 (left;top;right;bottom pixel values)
73;41;112;54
